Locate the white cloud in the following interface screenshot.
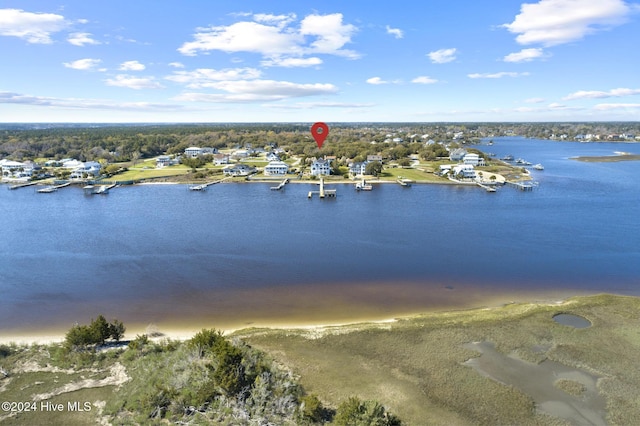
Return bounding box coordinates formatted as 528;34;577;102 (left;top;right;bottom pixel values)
63;58;104;71
593;103;640;110
168;62;185;68
386;25;403;39
173;80;337;103
468;72;530;79
503;0;635;47
412;76;438;84
428;48;457;64
366;77;388;85
166;68;263;88
0;91;182;111
105;75;164;89
119;60;146;71
563;87;640;100
0;8;68;43
67;32;100;46
261;57;322;67
178;12;359;63
503;48;545;62
525;97;546;103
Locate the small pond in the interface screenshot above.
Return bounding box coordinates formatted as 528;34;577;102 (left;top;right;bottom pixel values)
553;313;592;329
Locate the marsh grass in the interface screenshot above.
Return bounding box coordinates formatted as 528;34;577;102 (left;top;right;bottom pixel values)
237;294;640;425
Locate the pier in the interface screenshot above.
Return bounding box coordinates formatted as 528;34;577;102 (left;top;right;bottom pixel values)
84;183;117;195
476;182;497;192
270;178;289;190
37;181;71;193
308;177;336;199
505;180;536;191
8;181;38;190
397;178;413;187
189;177;230;191
355;178;372;191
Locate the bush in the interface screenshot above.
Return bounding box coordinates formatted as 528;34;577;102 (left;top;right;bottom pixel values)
335;396;401;426
64;315;126;350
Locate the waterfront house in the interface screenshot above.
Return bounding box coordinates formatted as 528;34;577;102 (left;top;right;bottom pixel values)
348;161;368;176
463;153;485;166
449;148;467;161
264;161;289;176
70;161;102;179
310;158;332;176
223;164;256;177
453;164;476;179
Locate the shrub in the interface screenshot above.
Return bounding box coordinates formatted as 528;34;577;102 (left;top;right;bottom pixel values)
334;396;401;426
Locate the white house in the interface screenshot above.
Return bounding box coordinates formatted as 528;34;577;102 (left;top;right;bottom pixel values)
264;161;289;176
223;164;256;177
69;161;102;179
213;154;231;165
0;159;33;179
184;147;203;158
453;164;476;179
310;158;332;176
156;155;178;168
348;161;368;176
265;152;280;162
463;153;485;166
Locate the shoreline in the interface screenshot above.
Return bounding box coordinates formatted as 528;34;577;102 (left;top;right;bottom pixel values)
0;288;599;345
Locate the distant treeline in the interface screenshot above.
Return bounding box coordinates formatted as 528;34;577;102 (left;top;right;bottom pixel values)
1;122;638;163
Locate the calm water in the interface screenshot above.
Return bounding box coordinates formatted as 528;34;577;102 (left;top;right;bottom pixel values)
1;137;639;335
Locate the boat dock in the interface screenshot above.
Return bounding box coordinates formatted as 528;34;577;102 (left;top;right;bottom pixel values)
308;177;336;199
270;178;289;190
397;178;413;187
189;177;230;191
505;180;536;191
355;178;372;191
37;181;71;193
476;182;497;192
84;183;117;195
9;181;38;190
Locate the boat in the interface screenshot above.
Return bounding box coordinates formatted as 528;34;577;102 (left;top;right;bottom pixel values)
355;179;373;191
501;155;514;161
37;186;57;193
533;164;544;170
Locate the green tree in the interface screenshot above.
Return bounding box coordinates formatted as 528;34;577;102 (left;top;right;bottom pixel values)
365;161;383;177
91;315;112;345
110;319;126;341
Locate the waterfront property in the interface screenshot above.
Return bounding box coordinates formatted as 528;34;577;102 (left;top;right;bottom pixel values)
348;161;368;177
310;158;332;176
223;164;256;177
263;161;289;176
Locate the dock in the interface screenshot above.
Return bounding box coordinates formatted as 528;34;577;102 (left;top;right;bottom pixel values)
189;177;230;191
270;178;289;190
476;182;497;192
37;181;71;193
397;178;413;187
9;181;38;190
355;178;372;191
505;180;536;191
84;183;117;195
308;177;336;199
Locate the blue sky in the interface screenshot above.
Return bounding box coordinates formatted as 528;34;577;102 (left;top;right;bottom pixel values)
1;0;639;122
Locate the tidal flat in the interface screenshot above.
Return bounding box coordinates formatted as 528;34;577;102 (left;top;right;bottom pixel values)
237;293;640;425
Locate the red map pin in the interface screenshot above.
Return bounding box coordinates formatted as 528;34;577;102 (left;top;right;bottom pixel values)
311;122;329;148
